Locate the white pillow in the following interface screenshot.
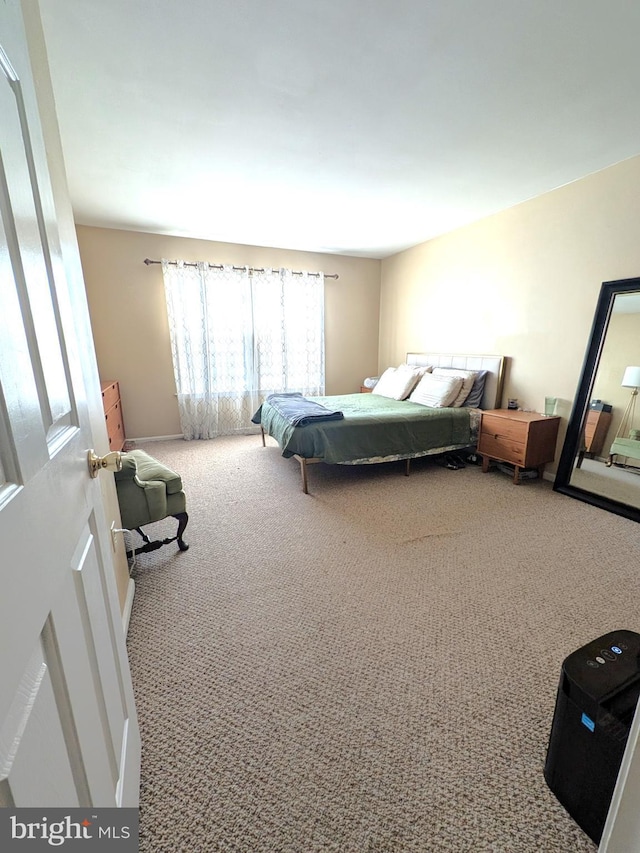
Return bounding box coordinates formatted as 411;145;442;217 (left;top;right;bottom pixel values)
372;365;424;400
432;368;478;407
399;363;433;378
409;373;464;408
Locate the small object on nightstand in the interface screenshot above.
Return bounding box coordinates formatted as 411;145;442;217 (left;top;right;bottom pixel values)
589;399;612;412
478;409;560;484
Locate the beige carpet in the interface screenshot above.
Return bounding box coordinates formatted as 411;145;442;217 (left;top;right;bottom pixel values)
126;436;640;852
570;457;640;509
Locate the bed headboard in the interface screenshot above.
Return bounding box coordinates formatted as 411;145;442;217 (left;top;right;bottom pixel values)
405;353;506;410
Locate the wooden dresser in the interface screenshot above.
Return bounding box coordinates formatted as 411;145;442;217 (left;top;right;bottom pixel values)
584;409;612;457
478;409;560;484
101;380;126;451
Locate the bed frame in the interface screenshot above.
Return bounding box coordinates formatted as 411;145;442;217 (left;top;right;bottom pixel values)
261;352;506;493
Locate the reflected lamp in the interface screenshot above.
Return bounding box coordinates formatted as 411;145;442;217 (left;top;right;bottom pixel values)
617;365;640;439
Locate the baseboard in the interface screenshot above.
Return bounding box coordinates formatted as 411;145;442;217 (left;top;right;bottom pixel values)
122;578;135;635
128;434;184;443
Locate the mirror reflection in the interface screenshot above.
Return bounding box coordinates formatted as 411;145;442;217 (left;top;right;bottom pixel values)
565;289;640;512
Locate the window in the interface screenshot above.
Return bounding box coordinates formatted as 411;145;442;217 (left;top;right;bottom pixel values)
162;261;325;439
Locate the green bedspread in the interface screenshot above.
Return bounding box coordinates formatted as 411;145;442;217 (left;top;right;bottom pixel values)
253;393;472;464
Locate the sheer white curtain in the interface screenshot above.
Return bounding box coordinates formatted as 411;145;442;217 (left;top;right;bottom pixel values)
162;260;325;439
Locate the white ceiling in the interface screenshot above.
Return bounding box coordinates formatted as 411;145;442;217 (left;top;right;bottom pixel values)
38;1;640;259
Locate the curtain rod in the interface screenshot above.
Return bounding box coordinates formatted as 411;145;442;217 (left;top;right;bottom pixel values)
143;258;338;279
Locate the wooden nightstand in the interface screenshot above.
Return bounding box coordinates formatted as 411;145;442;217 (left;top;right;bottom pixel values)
101;380;126;451
360;386;373;393
478;409;560;484
584;409;612;457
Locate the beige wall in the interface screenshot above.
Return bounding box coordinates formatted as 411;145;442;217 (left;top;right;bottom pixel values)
78;227;381;439
380;155;640;471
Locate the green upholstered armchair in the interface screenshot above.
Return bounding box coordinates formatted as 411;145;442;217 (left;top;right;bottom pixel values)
607;437;640;467
114;450;189;555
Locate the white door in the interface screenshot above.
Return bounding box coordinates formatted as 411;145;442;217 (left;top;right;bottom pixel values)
0;3;140;807
599;702;640;852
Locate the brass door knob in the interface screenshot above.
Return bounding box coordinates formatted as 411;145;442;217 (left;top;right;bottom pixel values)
88;449;123;478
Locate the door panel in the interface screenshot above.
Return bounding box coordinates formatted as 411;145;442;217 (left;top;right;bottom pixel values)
0;2;139;809
0;40;73;448
0;642;77;807
70;523;127;778
52;532;121;803
0;179;48;484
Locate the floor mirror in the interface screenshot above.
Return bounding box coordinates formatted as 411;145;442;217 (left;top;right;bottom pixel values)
554;276;640;522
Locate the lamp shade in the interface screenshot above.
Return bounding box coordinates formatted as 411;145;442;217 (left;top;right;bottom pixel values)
621;366;640;388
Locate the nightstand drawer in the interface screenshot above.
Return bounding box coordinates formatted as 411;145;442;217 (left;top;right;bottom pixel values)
478;432;526;466
584;409;612;455
105;401;124;450
101;380;120;412
480;414;528;443
101;379;126;451
585;410;600;443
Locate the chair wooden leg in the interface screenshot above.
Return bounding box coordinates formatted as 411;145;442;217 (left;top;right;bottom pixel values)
173;512;189;551
126;513;190;557
135;527;151;544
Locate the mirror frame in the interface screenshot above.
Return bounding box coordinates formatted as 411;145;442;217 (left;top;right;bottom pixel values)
553;276;640;523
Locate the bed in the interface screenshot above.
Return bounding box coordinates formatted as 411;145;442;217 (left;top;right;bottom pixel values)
252;352;506;493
